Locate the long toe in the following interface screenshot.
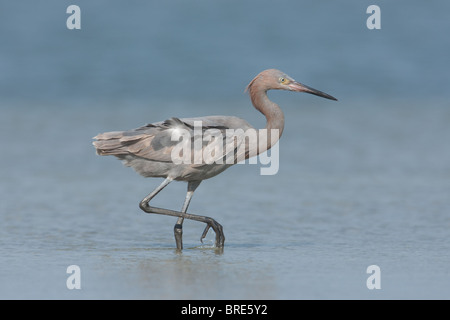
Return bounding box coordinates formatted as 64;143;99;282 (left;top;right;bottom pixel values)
215;223;225;248
203;218;225;248
200;225;211;243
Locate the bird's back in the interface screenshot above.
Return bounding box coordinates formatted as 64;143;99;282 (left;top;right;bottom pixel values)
93;115;255;181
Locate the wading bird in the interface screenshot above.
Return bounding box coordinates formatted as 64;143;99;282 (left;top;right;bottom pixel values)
93;69;337;250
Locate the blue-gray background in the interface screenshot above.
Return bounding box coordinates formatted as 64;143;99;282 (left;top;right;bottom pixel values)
1;1;449;299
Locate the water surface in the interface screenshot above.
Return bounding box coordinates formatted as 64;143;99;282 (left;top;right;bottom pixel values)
1;1;450;299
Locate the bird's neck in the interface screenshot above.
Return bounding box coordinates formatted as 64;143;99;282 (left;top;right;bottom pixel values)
249;87;285;154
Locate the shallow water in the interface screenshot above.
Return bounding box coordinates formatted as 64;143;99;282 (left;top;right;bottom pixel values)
1;100;449;299
1;1;450;299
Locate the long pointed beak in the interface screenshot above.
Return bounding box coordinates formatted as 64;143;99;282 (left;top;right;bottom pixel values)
288;81;337;101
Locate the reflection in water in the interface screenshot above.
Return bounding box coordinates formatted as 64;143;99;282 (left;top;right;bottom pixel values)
91;247;277;299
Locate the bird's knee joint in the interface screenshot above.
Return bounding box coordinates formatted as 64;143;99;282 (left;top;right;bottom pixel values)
139;200;149;212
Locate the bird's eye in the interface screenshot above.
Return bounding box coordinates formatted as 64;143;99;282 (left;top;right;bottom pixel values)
279;77;287;84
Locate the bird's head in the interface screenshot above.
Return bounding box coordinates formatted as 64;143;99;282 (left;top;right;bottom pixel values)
246;69;337;101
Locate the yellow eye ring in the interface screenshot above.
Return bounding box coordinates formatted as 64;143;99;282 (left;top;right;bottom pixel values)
279;77;287;84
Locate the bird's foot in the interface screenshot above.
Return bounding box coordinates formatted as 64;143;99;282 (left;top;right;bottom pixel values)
200;218;225;248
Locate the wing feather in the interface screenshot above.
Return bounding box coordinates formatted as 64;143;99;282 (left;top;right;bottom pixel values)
93;116;255;164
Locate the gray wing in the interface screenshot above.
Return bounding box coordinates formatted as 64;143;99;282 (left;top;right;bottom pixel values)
93;118;181;162
92;116;255;164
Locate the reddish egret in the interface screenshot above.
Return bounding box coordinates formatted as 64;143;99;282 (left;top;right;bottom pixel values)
93;69;337;250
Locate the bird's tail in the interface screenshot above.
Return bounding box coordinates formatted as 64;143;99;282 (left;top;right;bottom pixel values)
92;131;134;156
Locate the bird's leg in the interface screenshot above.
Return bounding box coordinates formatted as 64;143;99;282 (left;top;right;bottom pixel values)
139;178;225;249
174;181;201;250
139;177;173;211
